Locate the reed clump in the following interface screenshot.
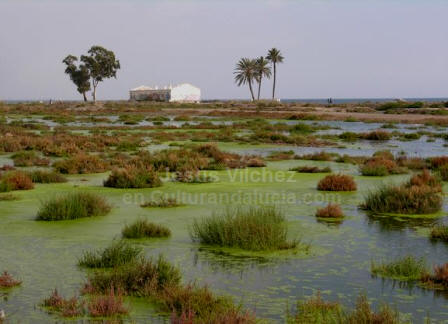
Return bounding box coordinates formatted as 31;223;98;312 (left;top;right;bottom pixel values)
287;292;402;324
36;192;111;221
317;174;357;191
78;241;142;268
371;256;428;281
27;170;67;183
290;166;332;173
362;170;442;214
430;225;448;241
190;206;298;251
122;219;171;239
104;166;162;188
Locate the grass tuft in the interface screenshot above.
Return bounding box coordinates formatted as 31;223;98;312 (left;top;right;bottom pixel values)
104;166;162;188
36;192;111;221
78;240;142;268
141;196;182;208
430;225;448;241
0;271;21;288
27;170;67;183
316;204;344;218
122;219;171;239
371;256;428;281
190;206;298;251
290;166;332;173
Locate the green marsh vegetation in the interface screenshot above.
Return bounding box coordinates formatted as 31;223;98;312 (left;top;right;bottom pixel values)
27;170;67;183
190;206;299;252
103;166;162;188
36;192;111;221
362;170;443;214
290;165;332;173
121;219;171;239
371;256;428;281
140;196;182;208
429;225;448;242
78;240;142;268
287;292;403;324
11;151;49;167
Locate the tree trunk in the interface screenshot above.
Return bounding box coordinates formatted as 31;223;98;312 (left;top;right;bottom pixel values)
257;78;262;100
92;85;97;103
248;80;255;101
272;63;277;100
83;92;87;102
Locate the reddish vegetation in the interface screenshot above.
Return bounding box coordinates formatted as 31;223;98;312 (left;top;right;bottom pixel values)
317;174;357;191
429;156;448;169
43;289;82;317
315;203;344;218
0;271;21;288
422;263;448;289
87;288;128;317
409;169;441;190
53;153;109;174
2;171;34;190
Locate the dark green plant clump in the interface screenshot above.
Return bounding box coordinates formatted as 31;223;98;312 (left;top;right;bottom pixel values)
36;192;111;221
122;219;171;239
141;196;182;208
190;206;298;251
430;225;448;242
290;166;332;173
27;170;67;183
371;256;428;281
362;171;442;214
78;240;142;268
104;166;162;188
287;292;402;324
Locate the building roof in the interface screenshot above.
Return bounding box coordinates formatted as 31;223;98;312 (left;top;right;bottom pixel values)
130;83;200;92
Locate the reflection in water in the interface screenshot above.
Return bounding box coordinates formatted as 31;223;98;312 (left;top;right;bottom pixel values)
365;212;438;232
316;218;344;228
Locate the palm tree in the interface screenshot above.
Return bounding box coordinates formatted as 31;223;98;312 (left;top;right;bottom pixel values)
234;58;257;101
266;48;284;100
255;56;272;100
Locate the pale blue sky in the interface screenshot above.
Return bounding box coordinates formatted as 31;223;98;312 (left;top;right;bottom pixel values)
0;0;447;100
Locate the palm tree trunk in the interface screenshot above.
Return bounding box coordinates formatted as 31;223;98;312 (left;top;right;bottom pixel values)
248;80;255;101
272;63;276;100
257;78;262;100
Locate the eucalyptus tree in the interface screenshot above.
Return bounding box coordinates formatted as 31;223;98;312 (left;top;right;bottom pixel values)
81;46;120;103
255;56;272;100
62;55;91;102
234;58;257;101
266;48;284;100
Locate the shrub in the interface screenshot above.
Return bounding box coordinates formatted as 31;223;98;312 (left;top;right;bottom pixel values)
104;166;162;188
429;156;448;169
83;256;181;296
87;287;129;317
78;241;142;268
190;206;298;251
371;256;428;281
42;289;82;317
361;130;391;141
11;151;49;167
53;154;108;174
290;166;332;173
438;164;448;181
298;151;334;161
27;170;67;183
317;174;357;191
163;284;256;324
316;204;344;218
288;292;401;324
0;271;21;288
122;219;171;239
36;192;111;221
0;171;34;192
360;157;405;176
141;196;182;208
430;225;448;241
362;184;442;215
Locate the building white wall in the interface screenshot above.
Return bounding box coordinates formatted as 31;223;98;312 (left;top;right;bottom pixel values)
170;83;201;103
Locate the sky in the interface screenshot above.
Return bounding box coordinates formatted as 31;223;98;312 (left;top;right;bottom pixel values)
0;0;447;101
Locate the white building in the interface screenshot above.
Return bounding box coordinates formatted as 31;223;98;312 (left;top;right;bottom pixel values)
129;83;201;103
